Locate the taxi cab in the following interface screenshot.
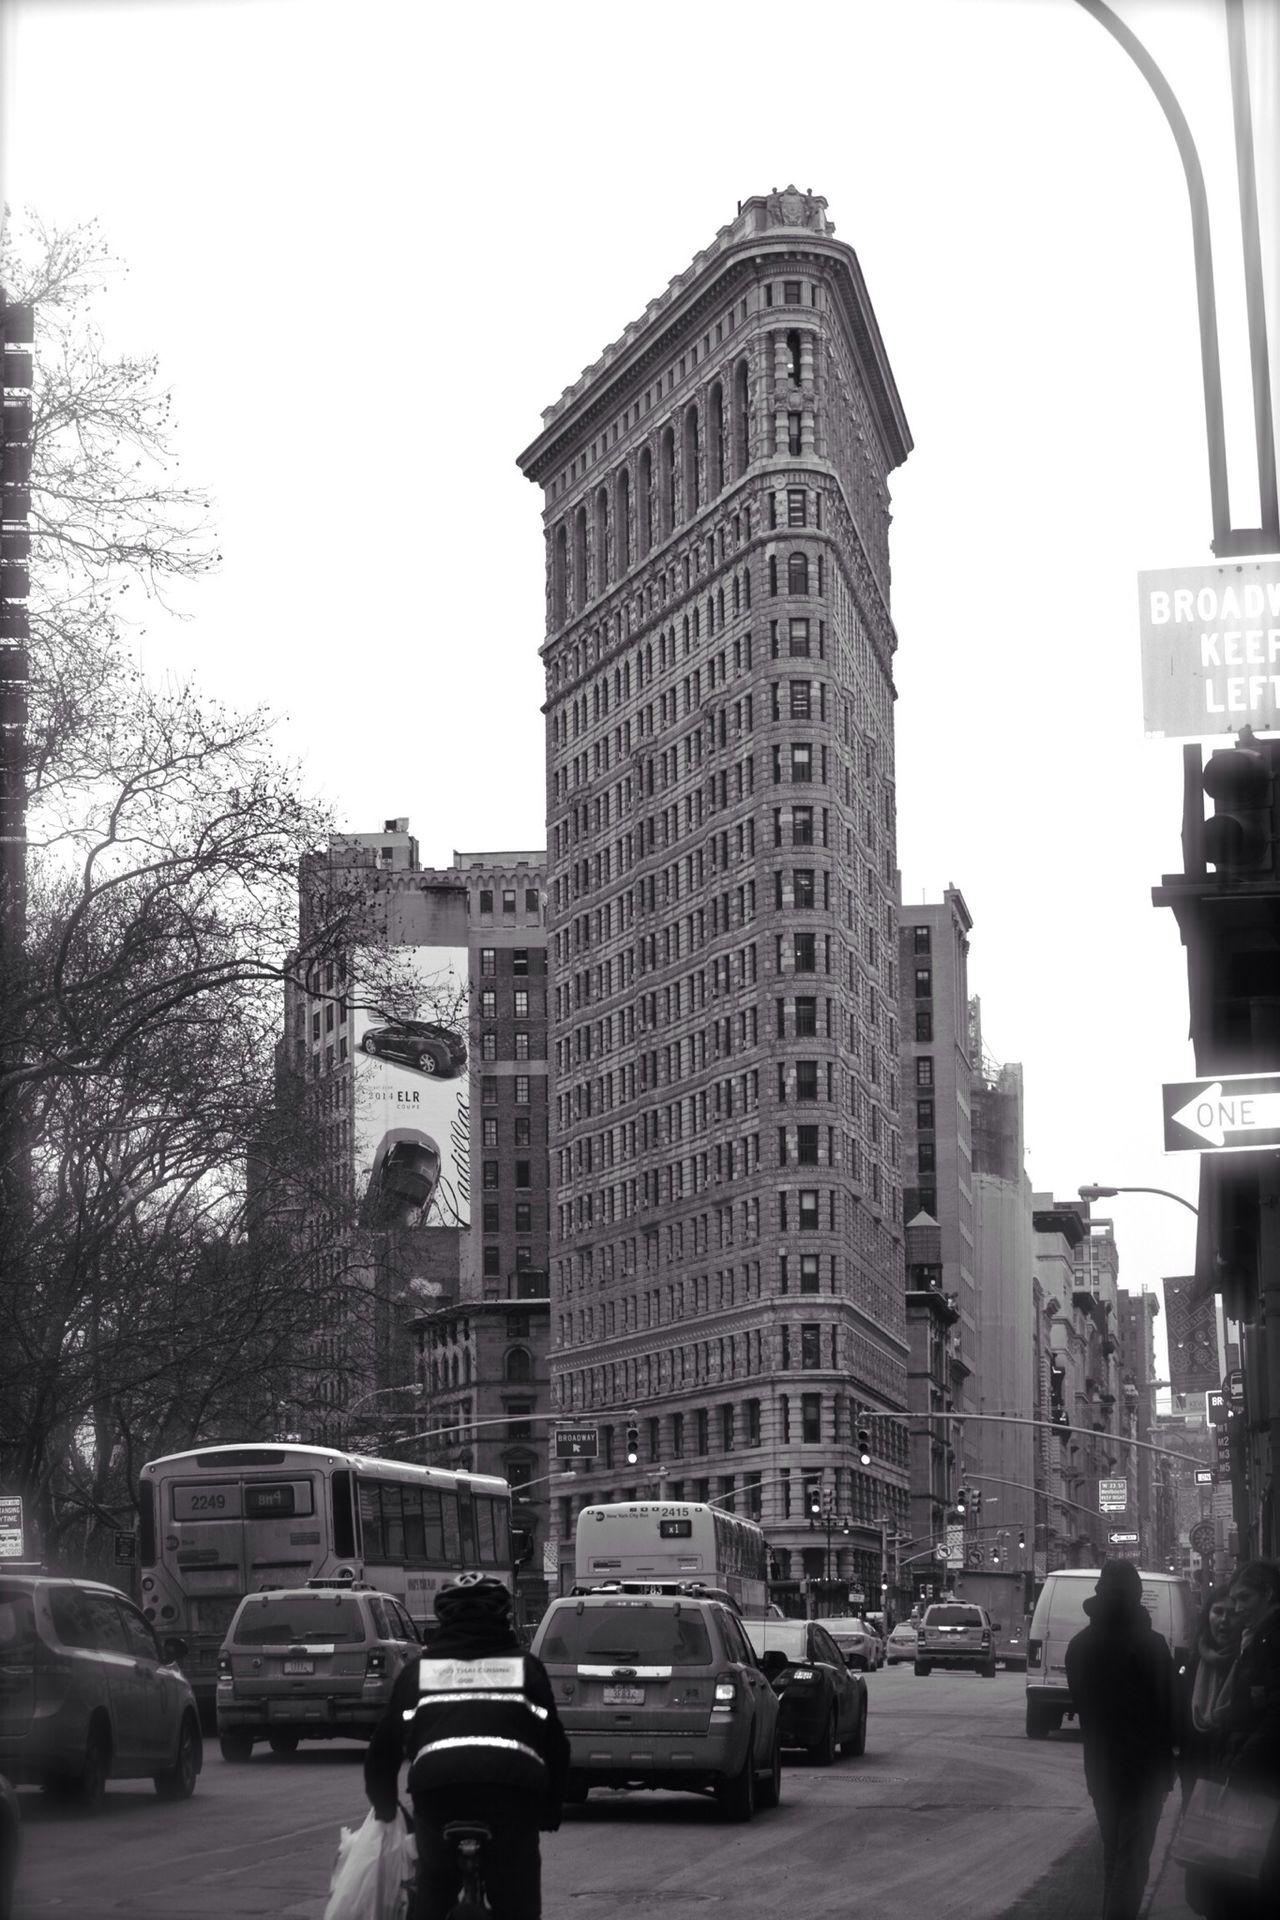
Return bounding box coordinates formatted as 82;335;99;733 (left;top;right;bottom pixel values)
531;1585;782;1819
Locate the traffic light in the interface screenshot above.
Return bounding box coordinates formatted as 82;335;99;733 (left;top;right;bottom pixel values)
821;1483;835;1520
955;1486;968;1516
807;1483;822;1520
1202;736;1275;875
856;1423;872;1467
625;1412;640;1466
1018;1530;1026;1551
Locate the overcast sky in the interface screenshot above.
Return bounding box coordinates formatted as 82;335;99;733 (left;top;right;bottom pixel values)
5;0;1272;1389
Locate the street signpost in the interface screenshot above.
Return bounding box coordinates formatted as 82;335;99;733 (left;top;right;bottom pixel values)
113;1531;137;1567
1225;1368;1245;1407
1108;1529;1140;1545
1139;559;1280;739
1163;1073;1280;1153
1194;1468;1216;1486
1207;1389;1227;1426
1190;1520;1216;1556
0;1495;22;1560
1098;1478;1129;1513
553;1426;599;1460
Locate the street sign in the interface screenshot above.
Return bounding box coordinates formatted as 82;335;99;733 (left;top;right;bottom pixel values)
1207;1389;1228;1426
1225;1368;1245;1406
1190;1520;1216;1555
1138;558;1280;739
1108;1530;1140;1545
1098;1478;1129;1513
113;1531;137;1567
0;1495;23;1560
1194;1468;1215;1486
1163;1073;1280;1153
553;1426;598;1459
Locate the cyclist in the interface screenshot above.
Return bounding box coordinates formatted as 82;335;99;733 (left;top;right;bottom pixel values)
365;1573;570;1920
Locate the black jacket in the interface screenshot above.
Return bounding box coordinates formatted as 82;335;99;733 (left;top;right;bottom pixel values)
364;1616;570;1831
1064;1591;1177;1800
1213;1608;1280;1791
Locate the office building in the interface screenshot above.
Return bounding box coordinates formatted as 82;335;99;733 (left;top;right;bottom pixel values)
517;188;914;1604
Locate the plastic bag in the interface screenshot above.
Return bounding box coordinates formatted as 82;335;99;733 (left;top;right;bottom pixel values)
324;1809;417;1920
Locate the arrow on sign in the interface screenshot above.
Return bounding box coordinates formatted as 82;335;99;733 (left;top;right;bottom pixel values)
1172;1082;1280;1147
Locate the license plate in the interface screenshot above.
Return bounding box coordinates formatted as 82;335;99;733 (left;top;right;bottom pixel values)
283;1660;314;1675
603;1685;645;1706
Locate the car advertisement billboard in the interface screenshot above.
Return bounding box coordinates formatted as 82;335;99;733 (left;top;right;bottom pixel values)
353;947;470;1230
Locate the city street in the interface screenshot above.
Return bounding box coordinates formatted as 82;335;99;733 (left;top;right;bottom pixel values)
11;1669;1200;1920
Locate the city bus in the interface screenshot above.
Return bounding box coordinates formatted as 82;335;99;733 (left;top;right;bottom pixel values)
574;1500;770;1615
138;1443;513;1712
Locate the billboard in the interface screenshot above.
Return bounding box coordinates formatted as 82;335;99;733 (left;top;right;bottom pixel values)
1163;1276;1221;1395
353;947;470;1230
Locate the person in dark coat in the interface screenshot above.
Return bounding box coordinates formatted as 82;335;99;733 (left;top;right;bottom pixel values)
1193;1558;1280;1920
1182;1587;1241;1797
364;1574;570;1920
1064;1558;1178;1920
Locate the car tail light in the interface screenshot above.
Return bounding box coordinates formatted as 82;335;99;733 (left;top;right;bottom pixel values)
713;1673;741;1706
1027;1639;1042;1670
217;1652;232;1677
366;1649;387;1677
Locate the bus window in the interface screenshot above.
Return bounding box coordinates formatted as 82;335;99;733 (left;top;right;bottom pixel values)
474;1497;496;1564
458;1490;476;1566
422;1490;445;1559
440;1490;460;1564
139;1482;156;1568
331;1470;357;1561
359;1481;384;1560
402;1487;426;1559
382;1486;406;1560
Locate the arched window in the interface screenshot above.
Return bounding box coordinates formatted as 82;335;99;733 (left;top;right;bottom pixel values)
709;383;725;497
616;467;631;573
734;359;750;473
573;506;588;609
786;330;803;386
683;406;700;516
505;1346;533;1385
552;525;568;626
768;555;778;596
595;487;610;594
638;447;653;559
659;427;676;537
788;553;809;596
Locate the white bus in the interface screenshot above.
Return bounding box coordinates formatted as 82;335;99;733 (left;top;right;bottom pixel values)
574;1501;770;1615
138;1443;513;1711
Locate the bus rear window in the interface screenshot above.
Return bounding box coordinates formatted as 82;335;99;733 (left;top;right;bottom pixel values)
233;1595;365;1645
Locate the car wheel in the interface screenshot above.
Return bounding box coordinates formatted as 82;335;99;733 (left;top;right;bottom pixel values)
268;1734;299;1757
757;1732;783;1809
74;1723;110;1810
842;1697;868;1759
982;1660;998;1678
361;1033;379;1054
155;1714;201;1800
417;1051;439;1076
219;1732;254;1763
561;1775;590;1806
810;1709;837;1768
1025;1701;1059;1740
715;1738;757;1821
914;1661;932;1677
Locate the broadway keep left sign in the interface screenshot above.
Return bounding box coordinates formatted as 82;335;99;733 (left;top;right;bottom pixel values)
1139;559;1280;738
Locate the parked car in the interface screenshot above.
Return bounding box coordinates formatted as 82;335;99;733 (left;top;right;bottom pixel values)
360;1020;466;1078
216;1579;421;1760
531;1587;782;1818
1025;1567;1195;1739
742;1620;867;1763
0;1773;19;1920
360;1135;442;1230
885;1622;919;1665
0;1574;202;1807
914;1601;997;1676
819;1615;884;1672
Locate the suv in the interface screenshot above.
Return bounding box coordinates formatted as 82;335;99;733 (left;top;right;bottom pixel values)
914;1601;997;1677
360;1021;466;1078
215;1579;420;1760
0;1574;202;1806
530;1589;782;1819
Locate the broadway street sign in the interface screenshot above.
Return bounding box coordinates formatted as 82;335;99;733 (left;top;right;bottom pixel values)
553;1426;599;1459
1139;559;1280;737
1163;1073;1280;1152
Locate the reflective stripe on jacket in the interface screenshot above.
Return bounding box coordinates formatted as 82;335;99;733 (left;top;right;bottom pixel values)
404;1655;555;1802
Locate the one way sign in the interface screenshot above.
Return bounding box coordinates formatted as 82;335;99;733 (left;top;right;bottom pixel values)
1163;1072;1280;1153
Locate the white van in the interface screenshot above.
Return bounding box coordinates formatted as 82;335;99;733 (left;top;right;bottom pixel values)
1025;1567;1195;1739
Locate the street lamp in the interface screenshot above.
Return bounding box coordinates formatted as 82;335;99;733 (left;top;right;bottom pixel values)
346;1382;426;1418
1079;1183;1199;1218
512;1469;579;1502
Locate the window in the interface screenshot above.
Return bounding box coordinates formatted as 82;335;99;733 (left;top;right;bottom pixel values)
505;1347;532;1384
792;806;814;845
797;1125;819;1164
506;1311;530;1338
483;1246;501;1277
801;1393;822;1443
917;1142;937;1175
514;989;529;1018
788;618;810;657
721;1404;734;1450
798;1189;819;1230
483;1119;498;1147
503;890;517;916
481;990;496;1018
483;1202;500;1232
696;1408;709;1454
526;889;540;914
514;1032;530;1060
483;1160;499;1190
915;1009;933;1042
515;1201;532;1233
913;925;931;954
800;1253;820;1293
514;1117;531;1146
914;968;932;999
794;932;816;972
916;1058;934;1089
671;1412;684;1457
801;1324;821;1369
512;949;529;975
480;948;496;976
787;552;808;596
480;890;494;915
793;869;815;908
786;488;807;527
789;681;811;719
515;1076;530;1104
481;1033;498;1062
795;1060;818;1101
482;1076;498;1103
916;1099;935;1131
795;996;817;1036
515;1159;531;1189
790;743;813;783
787;412;802;456
783;281;802;305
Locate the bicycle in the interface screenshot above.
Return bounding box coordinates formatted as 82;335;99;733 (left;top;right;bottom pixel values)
442;1822;493;1920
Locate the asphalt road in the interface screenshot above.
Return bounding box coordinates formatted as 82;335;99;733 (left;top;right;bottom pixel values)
10;1667;1199;1920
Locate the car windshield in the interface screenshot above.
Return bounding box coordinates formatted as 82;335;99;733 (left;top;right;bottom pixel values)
925;1606;984;1627
233;1595;366;1645
743;1622;808;1661
536;1605;712;1666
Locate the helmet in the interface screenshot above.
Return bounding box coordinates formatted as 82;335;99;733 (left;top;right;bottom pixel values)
434;1573;513;1623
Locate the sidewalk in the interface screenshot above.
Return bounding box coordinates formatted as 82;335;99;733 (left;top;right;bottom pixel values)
1144;1794;1198;1919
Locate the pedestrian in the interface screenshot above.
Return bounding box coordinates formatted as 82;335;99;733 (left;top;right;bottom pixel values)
1190;1559;1280;1920
1064;1558;1178;1920
1182;1587;1242;1797
363;1573;570;1920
